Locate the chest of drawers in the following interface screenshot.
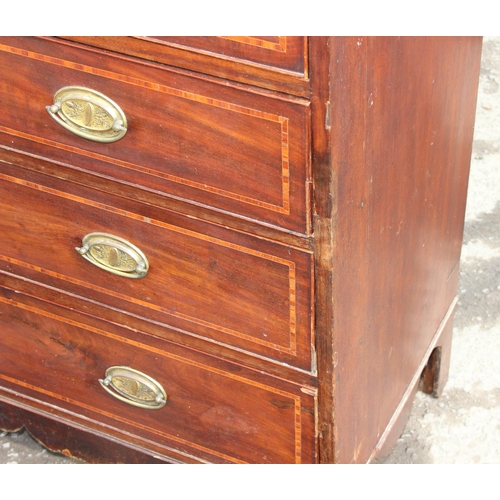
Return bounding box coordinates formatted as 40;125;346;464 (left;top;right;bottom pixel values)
0;36;482;463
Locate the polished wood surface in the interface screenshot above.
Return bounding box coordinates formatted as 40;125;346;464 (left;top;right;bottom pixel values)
60;36;310;96
0;287;316;464
151;36;307;74
320;37;482;463
0;36;482;463
0;163;313;369
0;37;311;235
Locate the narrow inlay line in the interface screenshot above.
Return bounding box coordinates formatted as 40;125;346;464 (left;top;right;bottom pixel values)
0;173;298;354
219;36;287;52
0;43;292;215
0;295;304;463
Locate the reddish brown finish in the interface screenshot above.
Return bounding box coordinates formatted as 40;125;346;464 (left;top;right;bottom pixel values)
370;301;457;462
324;37;481;463
0;164;313;370
0;37;311;235
0;146;313;251
152;36;306;74
0;270;317;396
60;36;310;97
0;36;481;463
0;287;316;464
0;401;166;464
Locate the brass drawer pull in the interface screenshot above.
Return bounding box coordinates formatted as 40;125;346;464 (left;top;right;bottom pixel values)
46;86;127;143
99;366;167;409
76;232;149;278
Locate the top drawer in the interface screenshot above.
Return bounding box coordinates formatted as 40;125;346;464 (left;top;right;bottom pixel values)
60;37;310;96
0;37;311;236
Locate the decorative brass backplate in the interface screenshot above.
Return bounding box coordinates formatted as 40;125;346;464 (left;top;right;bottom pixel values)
76;232;149;278
99;366;167;409
46;86;127;142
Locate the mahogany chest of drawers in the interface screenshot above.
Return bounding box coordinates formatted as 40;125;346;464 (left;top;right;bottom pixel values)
0;37;482;463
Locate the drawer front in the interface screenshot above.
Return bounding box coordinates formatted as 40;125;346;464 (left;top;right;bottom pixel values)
0;289;317;464
0;167;314;371
0;37;311;235
60;36;309;96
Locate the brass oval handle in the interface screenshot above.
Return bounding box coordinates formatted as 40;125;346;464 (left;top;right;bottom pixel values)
99;366;167;410
76;232;149;278
46;86;127;143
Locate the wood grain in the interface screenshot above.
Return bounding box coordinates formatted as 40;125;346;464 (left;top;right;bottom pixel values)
0;37;311;235
60;36;310;97
0;288;317;464
326;37;482;463
0;36;482;463
0;401;168;463
0;164;313;370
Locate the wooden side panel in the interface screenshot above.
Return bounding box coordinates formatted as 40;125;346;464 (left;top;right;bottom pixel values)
328;37;482;463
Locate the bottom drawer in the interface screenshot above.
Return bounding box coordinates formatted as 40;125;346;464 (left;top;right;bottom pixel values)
0;287;316;463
